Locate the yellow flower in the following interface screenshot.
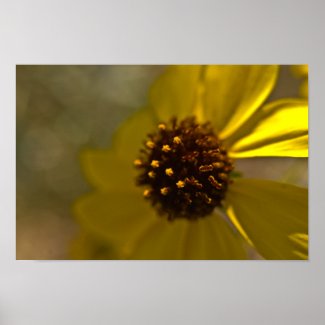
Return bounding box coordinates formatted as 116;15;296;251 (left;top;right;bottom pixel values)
73;65;308;260
291;64;308;98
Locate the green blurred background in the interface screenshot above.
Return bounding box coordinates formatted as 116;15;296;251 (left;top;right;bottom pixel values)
16;65;307;259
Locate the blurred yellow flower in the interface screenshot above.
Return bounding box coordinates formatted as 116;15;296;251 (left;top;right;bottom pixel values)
291;64;308;98
73;65;308;260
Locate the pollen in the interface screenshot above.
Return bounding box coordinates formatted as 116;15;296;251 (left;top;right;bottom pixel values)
133;159;142;167
176;180;185;188
148;171;156;178
218;173;228;181
135;117;234;221
165;168;174;176
151;160;160;168
162;144;171;152
212;162;224;169
160;187;169;195
143;189;151;197
173;136;182;145
146;140;155;149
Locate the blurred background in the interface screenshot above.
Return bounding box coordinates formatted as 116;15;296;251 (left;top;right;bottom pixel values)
16;65;308;259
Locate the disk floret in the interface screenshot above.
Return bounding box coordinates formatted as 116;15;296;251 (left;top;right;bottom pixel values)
134;117;234;220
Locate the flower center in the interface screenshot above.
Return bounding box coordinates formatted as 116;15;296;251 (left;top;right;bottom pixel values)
134;117;234;221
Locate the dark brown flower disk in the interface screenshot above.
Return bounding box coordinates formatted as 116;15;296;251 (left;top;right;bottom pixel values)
134;117;234;221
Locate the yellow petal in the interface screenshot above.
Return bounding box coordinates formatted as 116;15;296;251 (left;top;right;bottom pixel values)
112;107;157;161
70;231;118;260
229;99;308;158
299;79;308;98
73;190;155;246
225;178;308;259
124;218;188;260
80;149;136;191
183;213;248;259
288;233;308;260
125;212;247;260
291;65;308;78
149;65;204;122
204;65;279;138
